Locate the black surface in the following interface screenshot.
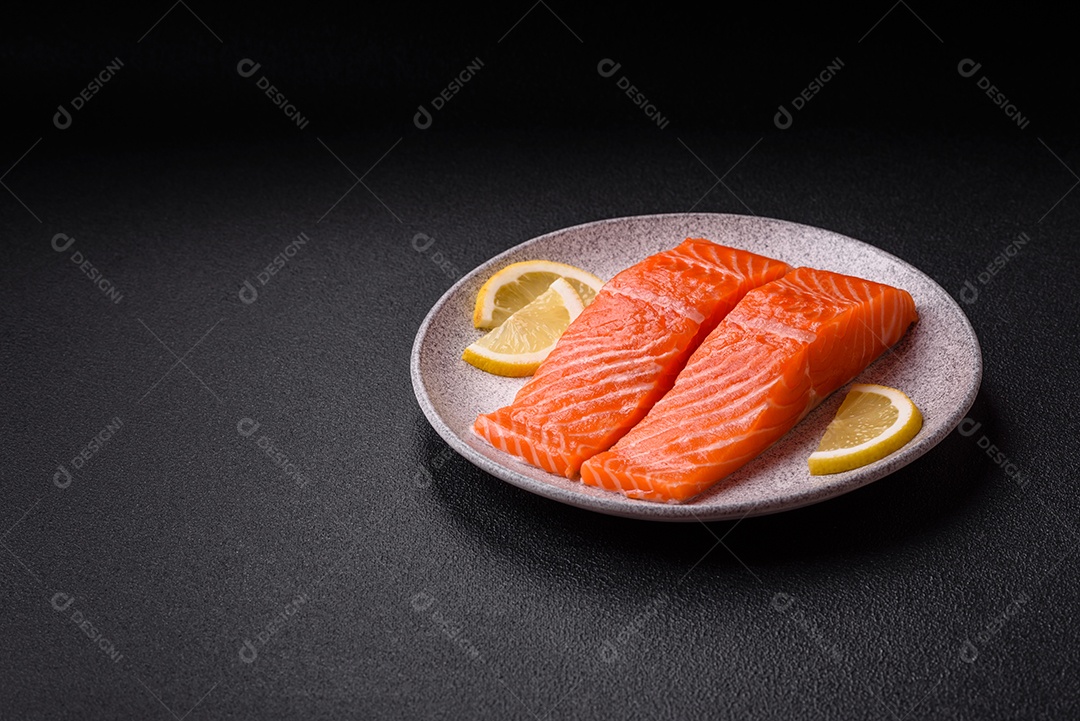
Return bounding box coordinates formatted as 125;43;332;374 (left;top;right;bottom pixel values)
3;7;1080;720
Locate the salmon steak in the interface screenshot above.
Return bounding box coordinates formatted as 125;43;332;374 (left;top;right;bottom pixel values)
579;267;919;503
472;239;792;477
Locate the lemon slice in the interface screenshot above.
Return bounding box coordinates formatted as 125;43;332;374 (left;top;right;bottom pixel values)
463;278;584;376
472;260;604;329
808;384;923;475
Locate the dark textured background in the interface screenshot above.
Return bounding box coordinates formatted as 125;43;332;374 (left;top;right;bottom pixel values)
3;5;1078;720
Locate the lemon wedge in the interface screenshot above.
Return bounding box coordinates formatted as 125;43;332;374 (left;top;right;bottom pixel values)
463;278;584;376
472;260;604;329
808;384;923;475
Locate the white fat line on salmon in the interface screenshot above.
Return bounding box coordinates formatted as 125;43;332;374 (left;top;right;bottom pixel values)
730;317;817;344
534;333;672;369
527;362;663;406
546;382;659;425
788;272;870;306
618;405;769;458
669;254;740;277
607;285;705;325
616;371;778;448
517;350;668;399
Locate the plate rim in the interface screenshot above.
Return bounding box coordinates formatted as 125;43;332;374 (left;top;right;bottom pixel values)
410;212;983;522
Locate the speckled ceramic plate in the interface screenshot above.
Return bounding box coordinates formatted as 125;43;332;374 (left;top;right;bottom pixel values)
410;213;982;522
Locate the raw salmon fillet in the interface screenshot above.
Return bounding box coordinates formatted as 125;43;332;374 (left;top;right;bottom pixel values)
579;267;919;502
472;239;792;477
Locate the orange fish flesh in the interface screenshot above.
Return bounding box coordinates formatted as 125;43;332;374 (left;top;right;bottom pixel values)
579;266;919;502
472;239;792;477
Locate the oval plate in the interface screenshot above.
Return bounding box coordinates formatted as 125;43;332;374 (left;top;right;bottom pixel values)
410;213;982;522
